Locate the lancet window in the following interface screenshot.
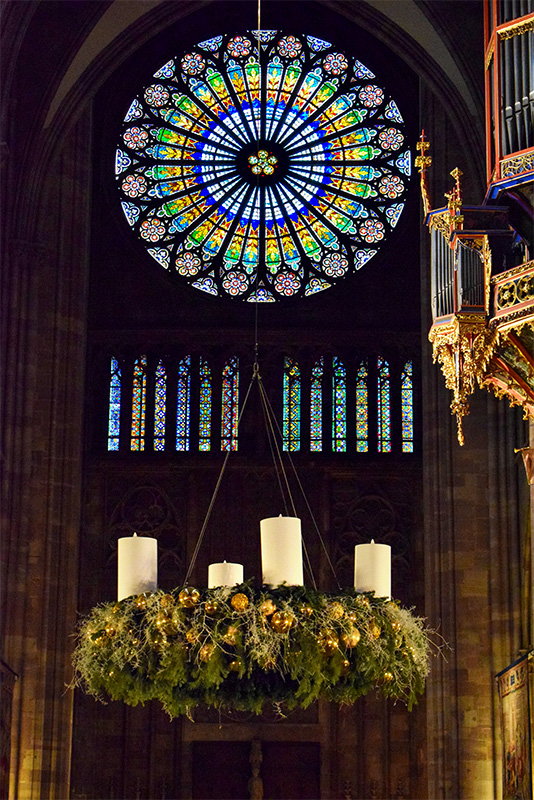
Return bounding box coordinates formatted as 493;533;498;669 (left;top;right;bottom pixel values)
106;351;415;454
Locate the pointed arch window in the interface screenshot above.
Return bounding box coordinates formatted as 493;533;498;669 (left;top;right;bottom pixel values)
176;355;191;451
153;360;167;451
377;356;391;453
107;357;121;451
283;357;301;452
131;355;147;451
401;360;414;452
356;360;368;452
199;357;212;451
310;358;323;452
332;357;347;452
221;356;239;451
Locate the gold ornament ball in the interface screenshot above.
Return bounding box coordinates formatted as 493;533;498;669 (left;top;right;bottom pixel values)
160;594;175;608
340;659;351;676
327;601;344;620
136;594;148;610
112;603;122;614
105;623;116;637
223;625;239;645
369;620;381;639
200;643;215;662
341;627;361;648
357;595;371;607
204;600;219;616
319;630;339;654
383;671;394;683
185;629;199;644
299;605;314;618
155;610;171;628
391;620;401;632
229;658;242;672
259;599;277;616
346;611;358;622
179;587;200;608
270;610;294;633
231;593;249;612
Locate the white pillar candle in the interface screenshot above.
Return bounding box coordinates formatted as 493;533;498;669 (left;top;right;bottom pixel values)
117;533;158;601
208;561;244;588
354;539;391;598
260;516;304;586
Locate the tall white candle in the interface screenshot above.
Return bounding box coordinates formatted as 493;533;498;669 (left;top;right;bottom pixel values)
208;561;244;588
117;533;158;601
260;516;304;586
354;539;391;598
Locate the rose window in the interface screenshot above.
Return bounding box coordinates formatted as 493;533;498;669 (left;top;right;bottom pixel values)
115;31;411;301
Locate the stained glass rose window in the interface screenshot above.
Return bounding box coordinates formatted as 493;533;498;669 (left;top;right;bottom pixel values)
115;31;411;301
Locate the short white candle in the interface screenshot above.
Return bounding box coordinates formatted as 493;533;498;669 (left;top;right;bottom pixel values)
208;561;244;588
260;516;304;586
354;539;391;598
117;533;158;601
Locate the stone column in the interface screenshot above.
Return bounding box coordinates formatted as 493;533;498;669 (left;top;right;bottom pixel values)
1;112;91;799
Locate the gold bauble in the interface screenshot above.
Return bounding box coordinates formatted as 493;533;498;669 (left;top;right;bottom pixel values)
346;611;358;622
231;593;249;612
136;594;148;609
105;623;116;637
229;658;242;672
340;627;361;648
369;620;381;639
270;610;294;633
155;611;178;635
319;630;339;654
340;659;350;676
204;600;219;616
259;599;277;616
383;671;394;683
160;594;175;608
394;634;403;648
223;625;239;645
112;603;122;614
357;595;370;607
327;601;344;620
179;587;200;608
299;605;314;618
199;643;215;662
185;629;199;644
391;620;401;632
155;611;171;628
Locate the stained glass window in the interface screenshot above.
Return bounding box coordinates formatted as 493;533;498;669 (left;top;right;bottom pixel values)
153;360;167;450
199;357;212;451
283;357;301;451
401;360;414;452
356;360;368;452
310;358;323;452
116;31;409;301
221;356;239;451
131;355;147;451
377;356;391;452
332;357;347;452
176;355;191;451
108;357;121;451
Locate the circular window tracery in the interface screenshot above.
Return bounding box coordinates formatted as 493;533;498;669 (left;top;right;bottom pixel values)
115;31;411;301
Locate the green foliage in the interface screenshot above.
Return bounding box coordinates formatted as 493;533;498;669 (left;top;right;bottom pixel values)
72;585;431;718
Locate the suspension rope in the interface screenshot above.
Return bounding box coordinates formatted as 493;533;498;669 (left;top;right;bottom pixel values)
184;371;256;585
